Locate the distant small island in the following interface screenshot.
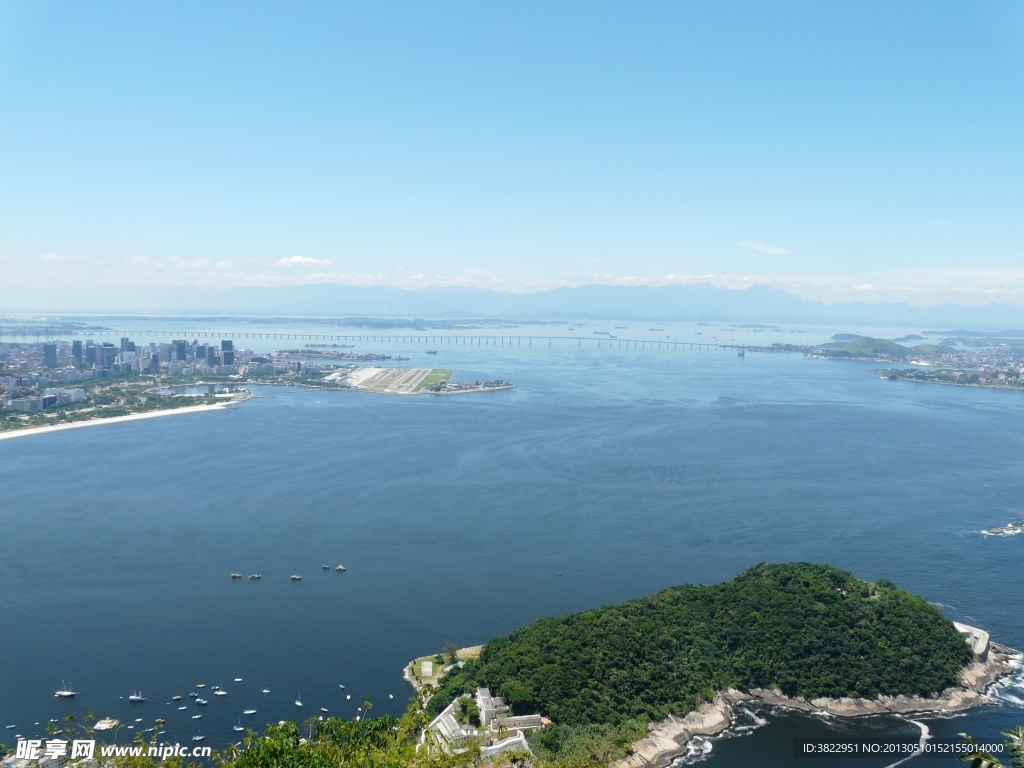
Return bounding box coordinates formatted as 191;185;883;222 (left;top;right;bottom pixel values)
421;563;1015;767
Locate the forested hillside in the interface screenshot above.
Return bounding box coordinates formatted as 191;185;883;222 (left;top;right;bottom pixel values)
430;563;971;726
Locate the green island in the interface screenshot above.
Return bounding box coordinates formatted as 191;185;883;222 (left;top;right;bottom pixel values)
431;563;971;720
423;562;1010;765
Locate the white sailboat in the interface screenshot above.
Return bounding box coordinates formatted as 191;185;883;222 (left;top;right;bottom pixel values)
54;681;78;698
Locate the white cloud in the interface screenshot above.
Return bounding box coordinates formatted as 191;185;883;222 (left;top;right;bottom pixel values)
738;241;792;255
277;255;332;267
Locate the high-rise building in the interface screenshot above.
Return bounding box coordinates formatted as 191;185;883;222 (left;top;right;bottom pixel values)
120;337;130;353
99;343;117;369
72;340;83;367
85;342;97;366
207;347;218;366
43;343;58;368
173;340;187;362
223;349;234;365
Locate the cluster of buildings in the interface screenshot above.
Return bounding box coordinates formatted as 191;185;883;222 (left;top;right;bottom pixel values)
0;337;302;413
422;686;546;759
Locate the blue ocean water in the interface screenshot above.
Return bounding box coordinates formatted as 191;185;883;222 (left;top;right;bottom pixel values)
1;333;1022;765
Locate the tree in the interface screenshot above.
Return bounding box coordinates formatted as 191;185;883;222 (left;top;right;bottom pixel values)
444;642;459;663
958;728;1024;768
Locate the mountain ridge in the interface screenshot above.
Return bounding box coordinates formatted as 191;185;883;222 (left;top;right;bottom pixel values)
6;282;1024;327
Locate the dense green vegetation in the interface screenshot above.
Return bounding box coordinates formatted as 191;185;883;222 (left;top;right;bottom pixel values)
829;337;912;359
431;564;972;726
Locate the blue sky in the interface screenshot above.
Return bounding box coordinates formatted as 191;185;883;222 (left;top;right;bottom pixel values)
1;1;1023;307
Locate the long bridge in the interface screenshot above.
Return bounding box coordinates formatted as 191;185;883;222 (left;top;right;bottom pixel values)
0;327;755;351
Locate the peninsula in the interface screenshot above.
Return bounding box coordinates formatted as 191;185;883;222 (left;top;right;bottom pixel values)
0;336;514;436
420;563;1016;767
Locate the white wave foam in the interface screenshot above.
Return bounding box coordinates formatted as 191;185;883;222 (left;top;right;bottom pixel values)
991;652;1024;708
669;705;768;766
881;719;930;768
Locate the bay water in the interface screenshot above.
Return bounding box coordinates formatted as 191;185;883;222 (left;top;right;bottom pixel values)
1;323;1022;766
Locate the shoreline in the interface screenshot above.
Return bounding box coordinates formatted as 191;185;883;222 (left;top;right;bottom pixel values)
882;376;1024;393
614;643;1019;768
0;399;244;442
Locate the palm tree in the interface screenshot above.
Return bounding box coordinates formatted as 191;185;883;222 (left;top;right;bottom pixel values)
1005;726;1024;767
958;727;1024;768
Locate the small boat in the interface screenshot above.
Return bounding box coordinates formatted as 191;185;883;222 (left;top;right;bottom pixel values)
426;350;437;354
320;708;328;713
249;574;261;580
134;718;143;723
5;725;14;729
55;681;77;698
231;573;242;579
178;707;187;711
338;684;345;689
95;719;118;731
321;565;329;570
189;692;199;698
192;715;202;720
215;691;227;697
233;725;244;732
243;709;257;715
389;694;393;699
290;575;302;580
192;735;205;742
295;694;303;707
129;692;145;702
196;698;208;705
196;684;206;688
262;689;270;694
335;565;346;572
345;694;351;700
212;685;221;690
234;678;243;682
172;695;182;701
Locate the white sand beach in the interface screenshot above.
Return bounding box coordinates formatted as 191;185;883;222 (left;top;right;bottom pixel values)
0;401;236;442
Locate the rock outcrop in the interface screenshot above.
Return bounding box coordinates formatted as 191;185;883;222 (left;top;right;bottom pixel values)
615;642;1017;768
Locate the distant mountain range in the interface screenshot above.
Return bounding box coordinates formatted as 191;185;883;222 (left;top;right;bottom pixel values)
9;282;1024;329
